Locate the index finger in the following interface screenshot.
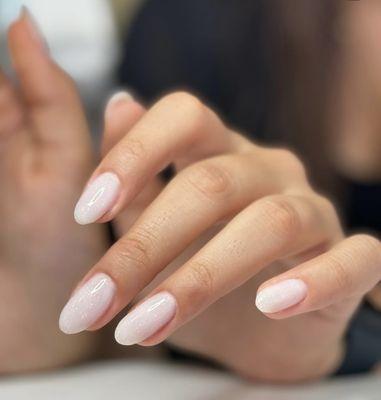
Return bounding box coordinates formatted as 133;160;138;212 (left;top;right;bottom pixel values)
73;92;238;225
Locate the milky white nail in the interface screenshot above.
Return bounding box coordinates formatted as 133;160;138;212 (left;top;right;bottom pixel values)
59;273;116;334
115;292;177;345
74;172;120;225
255;279;307;314
105;91;134;119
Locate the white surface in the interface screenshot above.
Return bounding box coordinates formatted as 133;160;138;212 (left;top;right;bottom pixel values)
0;0;118;107
0;360;380;400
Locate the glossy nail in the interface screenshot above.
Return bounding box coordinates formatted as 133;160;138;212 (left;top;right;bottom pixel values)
20;6;49;53
74;172;120;225
115;292;177;345
255;279;308;314
59;273;116;334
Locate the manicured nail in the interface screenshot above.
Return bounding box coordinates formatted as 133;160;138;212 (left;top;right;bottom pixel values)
115;292;177;345
105;91;134;119
59;273;116;334
20;6;49;53
74;172;120;225
255;279;308;314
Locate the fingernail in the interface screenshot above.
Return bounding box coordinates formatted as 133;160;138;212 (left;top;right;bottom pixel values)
105;91;134;119
115;292;177;345
255;279;308;314
74;172;120;225
20;6;49;54
59;273;116;334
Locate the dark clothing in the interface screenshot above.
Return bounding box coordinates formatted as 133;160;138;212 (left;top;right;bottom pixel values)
118;0;381;374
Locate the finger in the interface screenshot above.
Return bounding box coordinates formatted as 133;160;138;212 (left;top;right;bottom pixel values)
111;194;340;345
73;91;248;225
8;8;91;151
60;153;278;334
101;91;164;230
79;153;288;330
255;234;381;319
102;91;145;157
0;68;24;142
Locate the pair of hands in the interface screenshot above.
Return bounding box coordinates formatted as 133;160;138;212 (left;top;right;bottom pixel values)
1;10;380;381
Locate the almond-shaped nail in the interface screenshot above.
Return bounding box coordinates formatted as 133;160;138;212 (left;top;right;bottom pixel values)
115;292;177;345
74;172;120;225
255;279;308;314
20;6;49;53
59;273;116;334
105;91;134;119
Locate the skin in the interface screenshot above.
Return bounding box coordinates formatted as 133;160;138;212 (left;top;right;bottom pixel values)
0;13;108;372
73;91;380;383
1;8;380;383
331;0;381;181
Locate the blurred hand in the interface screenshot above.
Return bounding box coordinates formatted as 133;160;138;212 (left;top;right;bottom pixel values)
0;9;108;373
332;0;381;181
60;95;380;381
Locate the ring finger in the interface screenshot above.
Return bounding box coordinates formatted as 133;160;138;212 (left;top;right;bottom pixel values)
113;193;340;345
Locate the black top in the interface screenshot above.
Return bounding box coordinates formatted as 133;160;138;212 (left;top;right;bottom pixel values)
117;0;381;374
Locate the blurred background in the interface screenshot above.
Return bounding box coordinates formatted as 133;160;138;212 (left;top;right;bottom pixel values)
0;0;142;139
0;0;379;235
0;0;380;398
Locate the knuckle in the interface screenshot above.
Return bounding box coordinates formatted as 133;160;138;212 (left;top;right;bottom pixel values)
160;91;207;135
114;230;154;272
273;149;307;180
326;254;353;291
315;195;336;216
122;136;148;162
182;161;234;201
258;196;302;246
314;194;341;228
184;260;215;307
350;234;381;262
162;91;203;112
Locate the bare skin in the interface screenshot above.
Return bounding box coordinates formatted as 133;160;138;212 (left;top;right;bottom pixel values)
64;91;380;383
2;8;380;383
0;11;108;373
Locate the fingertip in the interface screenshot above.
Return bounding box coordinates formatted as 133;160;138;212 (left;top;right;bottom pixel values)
8;6;48;58
59;273;117;335
105;91;135;118
74;172;121;226
114;292;177;346
255;279;308;314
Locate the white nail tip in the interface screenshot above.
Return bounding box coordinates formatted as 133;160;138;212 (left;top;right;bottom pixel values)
59;273;116;334
105;91;134;118
255;279;307;314
108;91;134;105
74;172;120;225
114;292;177;346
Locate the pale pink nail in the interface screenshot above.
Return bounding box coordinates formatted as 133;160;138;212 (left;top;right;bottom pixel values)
105;91;134;119
255;279;308;314
74;172;120;225
59;273;116;334
21;6;49;53
115;292;177;345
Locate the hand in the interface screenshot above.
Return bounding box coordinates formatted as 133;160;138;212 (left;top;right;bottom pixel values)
60;91;381;382
332;1;381;180
0;10;107;373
